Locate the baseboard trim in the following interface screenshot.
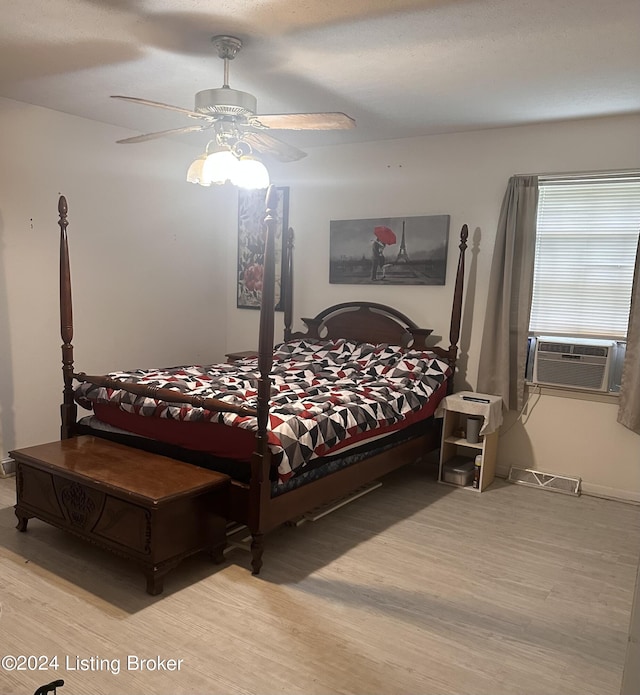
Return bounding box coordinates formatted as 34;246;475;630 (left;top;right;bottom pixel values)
580;482;640;505
1;457;15;478
496;466;640;505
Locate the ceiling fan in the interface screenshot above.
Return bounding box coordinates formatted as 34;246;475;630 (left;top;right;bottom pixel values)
111;35;356;162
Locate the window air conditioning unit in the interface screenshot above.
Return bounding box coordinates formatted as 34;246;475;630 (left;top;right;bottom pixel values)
533;336;616;392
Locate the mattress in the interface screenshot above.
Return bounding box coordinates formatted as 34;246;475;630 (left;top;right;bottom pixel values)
75;339;451;483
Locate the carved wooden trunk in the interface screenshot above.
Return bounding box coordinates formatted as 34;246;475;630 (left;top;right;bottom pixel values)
11;436;230;595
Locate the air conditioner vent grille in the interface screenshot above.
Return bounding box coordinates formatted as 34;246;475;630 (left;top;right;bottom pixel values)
539;342;572;353
536;358;607;389
573;345;608;357
538;342;608;357
533;336;615;392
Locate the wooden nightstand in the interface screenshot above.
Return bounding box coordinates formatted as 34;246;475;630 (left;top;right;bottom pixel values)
225;350;259;364
436;392;503;492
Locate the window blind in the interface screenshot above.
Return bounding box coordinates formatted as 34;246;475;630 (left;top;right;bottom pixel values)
529;173;640;339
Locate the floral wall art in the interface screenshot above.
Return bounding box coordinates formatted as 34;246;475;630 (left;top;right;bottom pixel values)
236;186;289;310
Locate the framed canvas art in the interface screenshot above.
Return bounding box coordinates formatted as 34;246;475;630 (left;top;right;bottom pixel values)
329;215;450;285
237;186;289;310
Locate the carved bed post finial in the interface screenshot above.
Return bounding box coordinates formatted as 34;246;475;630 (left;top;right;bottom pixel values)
59;195;77;438
283;227;294;342
447;224;468;390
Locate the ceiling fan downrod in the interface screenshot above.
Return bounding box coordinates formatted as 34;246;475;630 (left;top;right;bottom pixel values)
212;35;242;88
195;35;256;117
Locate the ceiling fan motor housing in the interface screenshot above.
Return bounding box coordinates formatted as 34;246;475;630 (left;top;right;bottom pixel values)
195;88;257;117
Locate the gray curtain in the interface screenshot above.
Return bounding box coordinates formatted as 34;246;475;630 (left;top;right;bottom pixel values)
477;176;539;411
618;234;640;434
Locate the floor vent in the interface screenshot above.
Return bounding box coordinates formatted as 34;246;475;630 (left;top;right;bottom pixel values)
0;458;15;478
508;467;581;496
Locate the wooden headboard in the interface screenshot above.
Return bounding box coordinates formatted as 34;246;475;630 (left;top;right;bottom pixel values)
291;302;433;349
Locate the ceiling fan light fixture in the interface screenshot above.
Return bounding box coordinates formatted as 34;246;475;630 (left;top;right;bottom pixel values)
186;154;211;186
231;155;270;190
199;149;241;186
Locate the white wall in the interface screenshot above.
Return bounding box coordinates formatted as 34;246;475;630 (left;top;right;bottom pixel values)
223;114;640;501
0;97;234;458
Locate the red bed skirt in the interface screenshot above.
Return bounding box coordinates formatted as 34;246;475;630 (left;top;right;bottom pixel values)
92;379;448;463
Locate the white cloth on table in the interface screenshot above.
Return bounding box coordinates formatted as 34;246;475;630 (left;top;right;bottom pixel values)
435;391;504;436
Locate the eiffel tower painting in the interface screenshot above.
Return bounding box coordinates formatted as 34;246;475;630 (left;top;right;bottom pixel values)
329;214;450;286
395;221;410;264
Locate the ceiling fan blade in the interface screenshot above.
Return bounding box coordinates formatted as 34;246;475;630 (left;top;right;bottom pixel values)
241;131;307;163
254;112;355;131
116;124;211;144
111;95;207;120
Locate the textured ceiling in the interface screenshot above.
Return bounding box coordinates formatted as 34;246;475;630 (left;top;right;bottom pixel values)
1;0;639;156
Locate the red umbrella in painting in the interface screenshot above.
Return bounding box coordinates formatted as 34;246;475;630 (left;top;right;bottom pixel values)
374;225;397;245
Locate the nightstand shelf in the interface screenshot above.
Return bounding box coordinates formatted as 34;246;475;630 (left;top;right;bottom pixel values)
443;435;484;451
437;392;503;493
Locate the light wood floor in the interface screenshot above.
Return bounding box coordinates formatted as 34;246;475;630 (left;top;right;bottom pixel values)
1;462;638;695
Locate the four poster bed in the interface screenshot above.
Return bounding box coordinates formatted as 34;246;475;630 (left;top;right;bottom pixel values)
57;188;468;574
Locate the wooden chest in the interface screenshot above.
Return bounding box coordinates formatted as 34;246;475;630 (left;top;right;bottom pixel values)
11;436;230;595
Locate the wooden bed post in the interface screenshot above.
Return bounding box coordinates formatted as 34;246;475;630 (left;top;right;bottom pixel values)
283;227;294;342
58;195;77;439
249;185;279;574
446;224;468;391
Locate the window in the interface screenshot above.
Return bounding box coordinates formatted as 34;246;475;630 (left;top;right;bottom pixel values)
526;173;640;392
530;173;640;339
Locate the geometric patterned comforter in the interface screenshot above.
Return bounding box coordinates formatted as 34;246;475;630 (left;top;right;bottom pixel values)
74;339;450;483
